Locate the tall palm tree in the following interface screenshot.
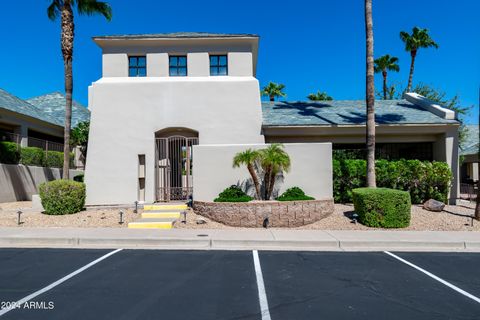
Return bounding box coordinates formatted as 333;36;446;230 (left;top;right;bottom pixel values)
365;0;376;188
47;0;112;179
400;27;438;93
374;54;400;100
233;149;262;200
307;91;333;101
259;144;291;200
261;82;286;102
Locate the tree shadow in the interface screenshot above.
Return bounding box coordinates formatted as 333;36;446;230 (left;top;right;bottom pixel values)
338;111;406;124
271;102;338;125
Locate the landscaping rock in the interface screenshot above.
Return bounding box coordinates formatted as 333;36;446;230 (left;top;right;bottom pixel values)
196;218;207;225
423;199;445;212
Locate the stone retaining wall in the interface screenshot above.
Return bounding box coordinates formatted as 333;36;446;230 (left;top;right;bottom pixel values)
193;199;334;228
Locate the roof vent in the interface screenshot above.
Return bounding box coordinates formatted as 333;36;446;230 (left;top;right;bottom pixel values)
404;92;456;120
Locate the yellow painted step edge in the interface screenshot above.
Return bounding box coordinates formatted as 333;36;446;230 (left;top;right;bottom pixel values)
128;222;173;229
142;212;181;219
144;205;187;210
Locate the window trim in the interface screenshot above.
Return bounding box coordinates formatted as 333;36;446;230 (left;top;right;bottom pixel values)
209;54;228;76
128;56;147;77
169;55;188;77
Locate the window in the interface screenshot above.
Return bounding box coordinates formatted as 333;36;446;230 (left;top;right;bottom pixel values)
169;56;187;76
129;56;146;77
210;55;228;76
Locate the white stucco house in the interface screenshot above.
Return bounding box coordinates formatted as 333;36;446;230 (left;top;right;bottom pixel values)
85;32;460;205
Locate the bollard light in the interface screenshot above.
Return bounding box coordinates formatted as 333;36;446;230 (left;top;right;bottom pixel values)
263;217;269;228
187;195;193;208
352;213;359;224
134;201;138;214
17;210;22;225
182;210;187;224
119;211;124;225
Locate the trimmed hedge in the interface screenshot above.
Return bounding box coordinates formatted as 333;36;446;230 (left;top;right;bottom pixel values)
334;159;452;204
352;188;411;228
20;147;44;166
44;151;64;168
39;180;86;215
214;185;253;202
277;187;314;201
0;141;20;164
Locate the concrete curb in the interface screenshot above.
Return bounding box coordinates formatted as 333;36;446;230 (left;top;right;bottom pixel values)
0;236;479;252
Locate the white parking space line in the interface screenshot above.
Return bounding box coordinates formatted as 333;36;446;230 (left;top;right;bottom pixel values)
0;248;123;317
252;250;272;320
384;251;480;304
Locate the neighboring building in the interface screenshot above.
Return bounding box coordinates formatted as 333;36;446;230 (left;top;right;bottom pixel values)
460;124;479;184
0;89;90;151
85;32;460;205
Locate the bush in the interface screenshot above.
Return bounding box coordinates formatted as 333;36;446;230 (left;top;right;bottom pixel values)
214;185;253;202
277;187;314;201
39;180;86;215
73;173;84;183
352;188;411;228
0;141;20;164
20;147;44;166
334;159;452;204
44;151;64;168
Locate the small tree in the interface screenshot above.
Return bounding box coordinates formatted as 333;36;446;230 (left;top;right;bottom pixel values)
307;91;333;101
259;144;291;200
374;54;400;100
261;82;286;102
233;149;261;200
71;121;89;165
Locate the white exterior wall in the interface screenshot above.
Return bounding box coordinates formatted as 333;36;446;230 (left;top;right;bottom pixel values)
193;143;333;202
146;53;169;77
102;53;128;77
433;127;459;204
85;77;264;205
228;52;253;76
187;53;209;76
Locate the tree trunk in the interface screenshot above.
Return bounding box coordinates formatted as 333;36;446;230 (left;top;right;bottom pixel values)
365;0;376;188
263;166;272;200
382;70;387;100
270;95;274;102
406;50;416;93
247;163;261;200
61;1;74;179
475;184;480;220
267;170;276;200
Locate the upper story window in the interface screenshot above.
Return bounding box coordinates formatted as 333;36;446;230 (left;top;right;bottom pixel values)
129;56;146;77
210;55;228;76
169;56;187;76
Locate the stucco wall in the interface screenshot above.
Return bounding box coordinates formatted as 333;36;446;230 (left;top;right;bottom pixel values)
85;77;264;205
192;143;333;202
0;164;83;203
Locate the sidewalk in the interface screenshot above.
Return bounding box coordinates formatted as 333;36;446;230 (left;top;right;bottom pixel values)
0;227;479;251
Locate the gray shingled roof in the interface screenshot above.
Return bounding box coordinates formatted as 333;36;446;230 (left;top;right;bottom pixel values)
0;89;59;125
461;124;479;156
93;32;259;40
27;92;90;128
262;100;459;126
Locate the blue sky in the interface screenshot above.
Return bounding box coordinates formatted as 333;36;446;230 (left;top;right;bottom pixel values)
0;0;478;124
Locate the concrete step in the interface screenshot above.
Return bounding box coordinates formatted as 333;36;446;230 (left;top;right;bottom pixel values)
128;218;177;229
141;211;182;219
144;204;188;211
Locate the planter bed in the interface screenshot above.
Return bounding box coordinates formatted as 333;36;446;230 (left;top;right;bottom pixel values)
193;199;334;228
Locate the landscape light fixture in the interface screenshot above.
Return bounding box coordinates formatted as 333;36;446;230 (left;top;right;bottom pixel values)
134;201;138;213
182;211;187;224
352;213;359;224
119;211;124;225
17;210;22;225
263;217;269;228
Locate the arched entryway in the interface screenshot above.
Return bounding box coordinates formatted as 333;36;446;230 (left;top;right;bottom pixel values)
155;128;199;202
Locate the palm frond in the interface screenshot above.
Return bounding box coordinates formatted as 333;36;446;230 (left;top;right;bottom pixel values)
47;0;62;20
77;0;112;20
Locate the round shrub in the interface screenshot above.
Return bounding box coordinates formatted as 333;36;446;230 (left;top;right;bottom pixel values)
214;185;253;202
39;180;86;215
20;147;44;166
0;141;20;164
352;187;411;228
277;187;314;201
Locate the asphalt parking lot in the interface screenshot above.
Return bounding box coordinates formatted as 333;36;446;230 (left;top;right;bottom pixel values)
0;249;479;320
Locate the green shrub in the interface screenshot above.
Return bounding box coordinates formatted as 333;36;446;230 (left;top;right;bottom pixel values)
334;159;452;204
20;147;44;166
39;180;86;215
214;185;253;202
44;151;64;168
352;188;411;228
73;173;84;183
277;187;314;201
0;141;20;164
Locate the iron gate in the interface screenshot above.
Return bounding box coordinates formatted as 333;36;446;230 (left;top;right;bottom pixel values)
155;136;198;202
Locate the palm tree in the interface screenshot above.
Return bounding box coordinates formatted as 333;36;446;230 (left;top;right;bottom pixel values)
374;55;399;100
259;144;291;200
365;0;376;188
400;27;438;93
261;82;286;102
47;0;112;179
307;91;333;101
233;149;262;200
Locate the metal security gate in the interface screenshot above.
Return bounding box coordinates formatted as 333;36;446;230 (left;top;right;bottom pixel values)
155;136;198;202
